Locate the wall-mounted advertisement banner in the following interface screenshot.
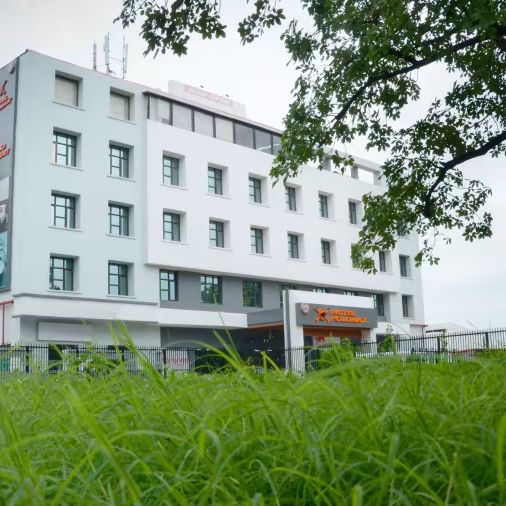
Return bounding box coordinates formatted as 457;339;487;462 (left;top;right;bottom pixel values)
0;60;17;290
295;303;378;329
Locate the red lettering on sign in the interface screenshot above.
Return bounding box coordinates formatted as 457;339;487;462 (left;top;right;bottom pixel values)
0;81;12;111
0;81;7;96
0;144;11;160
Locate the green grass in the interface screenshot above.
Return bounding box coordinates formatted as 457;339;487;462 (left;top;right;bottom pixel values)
0;347;504;504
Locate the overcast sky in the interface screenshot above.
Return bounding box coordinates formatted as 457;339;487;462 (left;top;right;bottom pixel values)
3;1;505;329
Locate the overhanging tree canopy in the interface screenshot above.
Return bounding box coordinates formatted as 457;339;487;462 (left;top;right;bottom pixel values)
117;0;506;270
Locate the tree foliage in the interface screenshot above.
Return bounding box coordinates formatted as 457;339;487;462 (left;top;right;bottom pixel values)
117;0;506;269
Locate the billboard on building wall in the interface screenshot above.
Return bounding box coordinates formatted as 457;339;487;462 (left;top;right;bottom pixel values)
0;60;17;290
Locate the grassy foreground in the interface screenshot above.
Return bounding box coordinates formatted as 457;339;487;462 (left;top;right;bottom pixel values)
0;353;505;505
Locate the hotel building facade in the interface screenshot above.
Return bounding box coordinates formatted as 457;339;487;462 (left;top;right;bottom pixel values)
0;50;424;353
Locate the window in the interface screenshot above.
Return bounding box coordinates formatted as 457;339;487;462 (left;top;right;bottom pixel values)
109;145;129;178
194;110;214;137
243;280;262;307
313;287;328;293
255;130;272;153
251;227;264;254
343;290;358;296
349;201;357;225
379;251;387;272
201;275;221;304
321;240;331;264
162;156;180;186
51;194;75;228
52;131;76;167
373;293;385;317
288;233;299;259
234;123;254;148
110;92;130;120
49;256;74;291
272;135;281;155
163;212;181;241
399;255;410;277
160;270;177;301
351;244;359;268
215;117;233;142
279;284;296;305
172;103;192;130
109;204;129;236
209;220;224;248
54;75;78;106
208;167;223;195
402;295;412;318
285;186;297;211
319;194;329;218
249;177;262;203
108;263;128;296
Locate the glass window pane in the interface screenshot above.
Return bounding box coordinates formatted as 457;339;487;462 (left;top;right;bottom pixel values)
255;130;272;153
194;111;214;137
172;103;192;130
150;98;171;123
234;123;254;148
55;76;78;106
272;135;281;155
215;117;233;142
110;93;130;120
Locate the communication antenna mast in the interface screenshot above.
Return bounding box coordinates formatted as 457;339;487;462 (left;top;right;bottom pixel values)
92;42;97;71
122;37;128;79
104;33;111;75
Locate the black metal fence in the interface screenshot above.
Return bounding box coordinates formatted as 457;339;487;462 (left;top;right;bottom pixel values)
0;328;504;375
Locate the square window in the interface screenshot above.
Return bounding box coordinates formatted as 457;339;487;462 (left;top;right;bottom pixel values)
163;212;181;242
52;131;76;167
49;256;74;291
51;193;76;228
54;75;78;106
209;220;224;248
399;255;410;277
200;275;221;304
109;145;129;178
288;233;299;259
160;270;177;301
243;280;262;307
172;103;192;130
319;194;329;218
109;204;130;236
194;110;214;137
208;167;223;195
108;263;128;296
249;177;262;203
402;295;413;318
285;185;297;211
250;227;264;254
163;156;180;186
321;240;331;264
349;201;357;225
379;251;387;272
234;123;254;148
215;117;233;142
110;92;130;120
373;293;385;317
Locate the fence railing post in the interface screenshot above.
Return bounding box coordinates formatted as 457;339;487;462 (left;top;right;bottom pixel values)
485;332;490;349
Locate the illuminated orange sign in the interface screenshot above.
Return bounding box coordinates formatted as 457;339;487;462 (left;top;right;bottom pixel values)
313;306;368;324
0;144;10;160
0;81;12;111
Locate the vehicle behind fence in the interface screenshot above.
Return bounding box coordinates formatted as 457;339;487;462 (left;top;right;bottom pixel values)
0;328;504;376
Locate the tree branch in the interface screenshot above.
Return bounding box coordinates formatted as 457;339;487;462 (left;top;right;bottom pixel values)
422;130;506;218
334;32;488;124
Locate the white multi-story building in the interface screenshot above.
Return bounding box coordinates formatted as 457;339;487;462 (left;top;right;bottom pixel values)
0;50;424;352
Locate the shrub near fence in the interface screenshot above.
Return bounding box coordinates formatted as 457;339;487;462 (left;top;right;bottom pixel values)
0;328;505;375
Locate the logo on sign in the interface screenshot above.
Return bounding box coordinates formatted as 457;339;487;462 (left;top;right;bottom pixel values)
0;81;12;112
300;303;310;315
313;306;368;324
